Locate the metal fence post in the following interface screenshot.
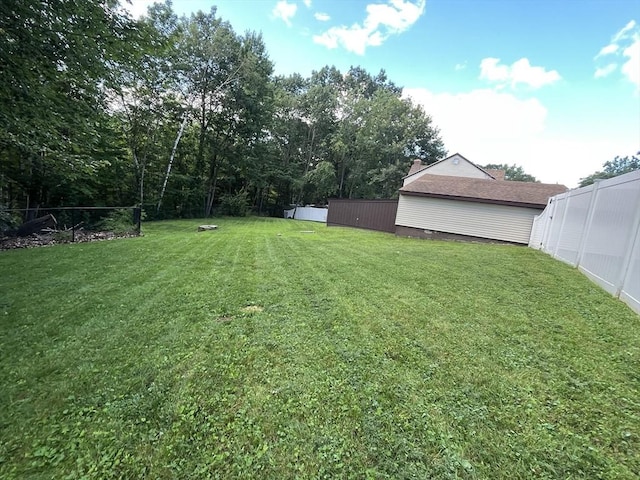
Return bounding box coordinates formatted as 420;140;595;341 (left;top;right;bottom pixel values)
133;207;141;234
71;208;75;242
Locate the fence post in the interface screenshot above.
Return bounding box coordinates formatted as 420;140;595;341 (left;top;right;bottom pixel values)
133;207;141;234
71;208;75;242
575;181;601;269
552;194;571;260
539;198;555;252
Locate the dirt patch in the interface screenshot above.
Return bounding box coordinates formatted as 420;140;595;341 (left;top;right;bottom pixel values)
241;305;263;314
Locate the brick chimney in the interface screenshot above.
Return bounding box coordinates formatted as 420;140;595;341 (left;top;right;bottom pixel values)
486;169;506;180
407;159;424;176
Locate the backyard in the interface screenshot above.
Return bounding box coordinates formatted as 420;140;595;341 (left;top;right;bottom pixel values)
0;217;638;479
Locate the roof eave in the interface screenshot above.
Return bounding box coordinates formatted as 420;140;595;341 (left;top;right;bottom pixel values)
399;190;547;209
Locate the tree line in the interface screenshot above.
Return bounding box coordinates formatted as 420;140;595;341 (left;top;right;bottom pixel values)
3;1;633;220
0;0;446;218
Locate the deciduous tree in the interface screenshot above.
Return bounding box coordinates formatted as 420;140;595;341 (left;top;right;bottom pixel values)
482;163;538;182
578;153;640;187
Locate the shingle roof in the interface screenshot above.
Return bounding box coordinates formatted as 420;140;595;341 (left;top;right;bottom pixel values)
400;174;568;208
485;169;506;180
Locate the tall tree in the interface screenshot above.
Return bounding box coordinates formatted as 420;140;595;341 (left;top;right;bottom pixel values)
110;1;183;210
172;8;274;217
579;153;640;187
0;0;140;209
482;163;538;182
270;66;445;205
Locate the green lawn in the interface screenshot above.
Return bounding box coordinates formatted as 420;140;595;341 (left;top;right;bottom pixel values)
1;218;638;479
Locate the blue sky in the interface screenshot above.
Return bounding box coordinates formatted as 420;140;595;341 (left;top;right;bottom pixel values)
127;0;640;187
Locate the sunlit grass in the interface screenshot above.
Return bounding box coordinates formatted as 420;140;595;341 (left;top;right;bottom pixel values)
1;217;638;479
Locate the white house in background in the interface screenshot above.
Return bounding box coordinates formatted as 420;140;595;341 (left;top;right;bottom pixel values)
395;153;567;244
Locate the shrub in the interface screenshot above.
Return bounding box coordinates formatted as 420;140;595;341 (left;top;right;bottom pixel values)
0;210;21;236
218;190;250;217
97;209;136;234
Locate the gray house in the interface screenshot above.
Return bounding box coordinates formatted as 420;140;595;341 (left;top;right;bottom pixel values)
395;153;567;243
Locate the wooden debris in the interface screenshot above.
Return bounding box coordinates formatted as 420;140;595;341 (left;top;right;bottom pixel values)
16;214;57;237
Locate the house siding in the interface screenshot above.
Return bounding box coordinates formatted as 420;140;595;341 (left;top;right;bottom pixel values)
395;195;541;244
403;154;491;186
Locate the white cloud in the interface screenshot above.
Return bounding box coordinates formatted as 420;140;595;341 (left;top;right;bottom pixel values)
480;57;561;89
315;12;331;22
313;0;425;55
596;43;619;58
454;62;467;71
613;20;636;42
120;0;155;18
303;0;312;7
272;0;297;26
402;87;639;187
595;20;640;89
594;63;617;78
621;36;640;88
404;88;547;145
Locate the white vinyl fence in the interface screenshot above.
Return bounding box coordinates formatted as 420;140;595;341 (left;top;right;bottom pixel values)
529;170;640;314
283;206;328;223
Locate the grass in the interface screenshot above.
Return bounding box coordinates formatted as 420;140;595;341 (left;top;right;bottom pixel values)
0;217;638;479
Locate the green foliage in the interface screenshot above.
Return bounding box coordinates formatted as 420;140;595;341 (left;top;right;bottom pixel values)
52;231;72;243
579;152;640;187
0;210;21;234
482;163;539;182
0;0;141;209
218;190;250;216
0;218;638;478
0;1;445;215
97;209;136;234
303;161;337;203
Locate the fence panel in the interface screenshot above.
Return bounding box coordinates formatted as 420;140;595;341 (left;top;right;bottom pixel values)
554;188;592;265
283;206;328;222
546;195;566;256
529;209;548;249
578;174;640;295
620;229;640;310
327;199;398;233
529;170;640;314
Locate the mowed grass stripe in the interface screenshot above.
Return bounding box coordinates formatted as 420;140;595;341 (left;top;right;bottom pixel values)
0;217;638;479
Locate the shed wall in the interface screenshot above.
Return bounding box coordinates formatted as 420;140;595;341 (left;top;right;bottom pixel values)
327;199;398;233
395;195;540;244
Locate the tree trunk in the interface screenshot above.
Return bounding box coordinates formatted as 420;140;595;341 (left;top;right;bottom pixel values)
205;161;219;217
295;126;315;211
338;152;347;198
157;113;188;213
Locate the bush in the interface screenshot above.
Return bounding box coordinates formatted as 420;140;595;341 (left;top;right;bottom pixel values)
0;210;21;236
97;209;136;234
218;190;250;217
